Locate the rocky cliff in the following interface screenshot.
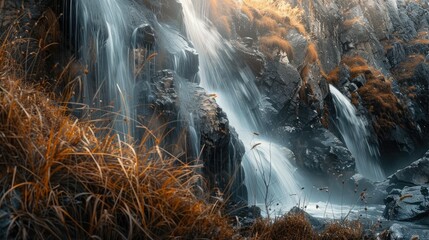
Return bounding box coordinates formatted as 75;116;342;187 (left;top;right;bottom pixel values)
213;0;429;179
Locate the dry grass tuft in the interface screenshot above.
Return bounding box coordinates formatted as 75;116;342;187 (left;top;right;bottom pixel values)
251;213;316;240
320;221;363;240
250;213;364;240
259;35;294;60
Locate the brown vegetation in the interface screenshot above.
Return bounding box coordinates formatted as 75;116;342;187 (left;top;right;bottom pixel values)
250;213;364;240
392;54;425;81
319;221;363;240
259;35;294;59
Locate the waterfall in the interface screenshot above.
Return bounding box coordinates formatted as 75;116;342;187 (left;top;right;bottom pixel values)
71;0;134;139
329;85;385;181
180;0;302;210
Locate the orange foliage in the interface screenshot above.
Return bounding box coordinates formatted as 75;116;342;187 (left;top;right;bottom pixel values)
259;35;294;59
256;15;279;33
305;43;319;64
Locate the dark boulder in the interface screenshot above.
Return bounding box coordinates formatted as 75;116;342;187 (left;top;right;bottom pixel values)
383;151;429;224
384;185;429;225
389;151;429;188
290;127;356;181
381;223;429;240
258;62;302;111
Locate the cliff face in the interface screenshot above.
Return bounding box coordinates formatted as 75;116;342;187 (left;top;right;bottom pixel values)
222;0;429;176
296;0;429;170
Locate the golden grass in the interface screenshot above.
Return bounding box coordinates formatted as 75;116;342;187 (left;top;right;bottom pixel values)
0;21;235;240
243;0;304;34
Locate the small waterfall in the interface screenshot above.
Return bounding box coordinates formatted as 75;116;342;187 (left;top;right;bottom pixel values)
180;0;302;209
71;0;134;139
329;85;385;181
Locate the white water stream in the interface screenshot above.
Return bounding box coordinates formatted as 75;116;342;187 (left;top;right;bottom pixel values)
180;0;302;210
72;0;134;139
330;85;385;181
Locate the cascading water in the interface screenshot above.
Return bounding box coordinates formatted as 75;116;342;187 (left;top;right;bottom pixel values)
71;0;134;139
180;0;302;210
329;85;385;181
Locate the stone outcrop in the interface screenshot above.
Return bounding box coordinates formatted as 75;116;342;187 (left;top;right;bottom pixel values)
227;0;429;172
383;151;429;224
138;70;247;202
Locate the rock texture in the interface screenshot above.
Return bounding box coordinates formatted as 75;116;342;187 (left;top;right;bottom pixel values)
384;151;429;224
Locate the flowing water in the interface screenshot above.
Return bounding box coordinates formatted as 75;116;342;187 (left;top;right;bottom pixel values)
69;0;384;215
71;0;134;139
180;0;302;210
329;85;385;181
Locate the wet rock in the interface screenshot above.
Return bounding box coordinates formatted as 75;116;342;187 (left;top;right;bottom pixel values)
290;127;355;181
155;26;200;82
381;223;429;240
287;29;309;67
389;150;429;188
226;203;261;228
384;151;429;225
384;185;429;224
131;24;156;49
347;174;387;204
339;64;351;86
233;41;264;77
258;62;302;111
174;47;199;80
142;0;184;28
